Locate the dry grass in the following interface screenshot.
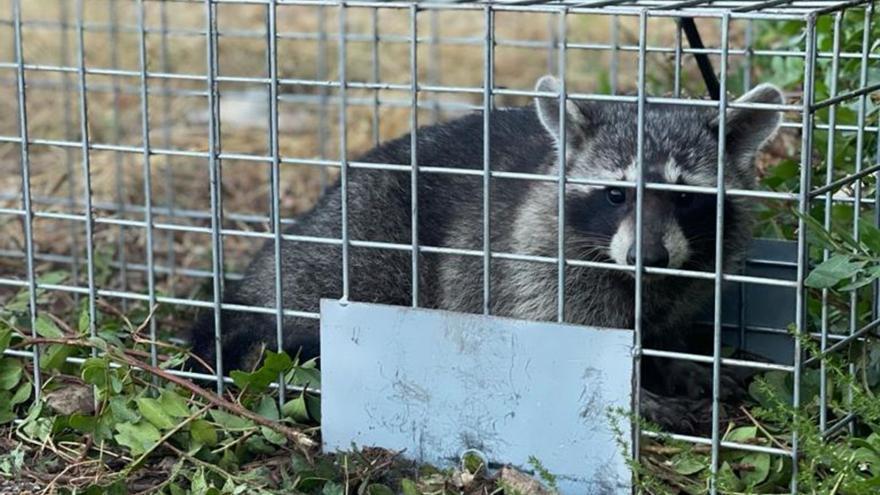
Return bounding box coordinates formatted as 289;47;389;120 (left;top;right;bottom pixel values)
0;1;791;314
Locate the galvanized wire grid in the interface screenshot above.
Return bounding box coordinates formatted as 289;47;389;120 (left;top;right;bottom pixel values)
0;0;878;493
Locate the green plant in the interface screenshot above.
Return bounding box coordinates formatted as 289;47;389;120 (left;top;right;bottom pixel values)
628;208;880;493
753;9;880;239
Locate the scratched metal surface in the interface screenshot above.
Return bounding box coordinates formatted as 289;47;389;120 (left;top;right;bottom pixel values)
320;300;634;494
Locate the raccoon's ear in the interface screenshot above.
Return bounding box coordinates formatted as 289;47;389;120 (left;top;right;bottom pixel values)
534;75;593;146
714;83;784;160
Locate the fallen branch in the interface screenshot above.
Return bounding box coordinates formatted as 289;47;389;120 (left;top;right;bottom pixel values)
738;405;790;452
20;336;316;455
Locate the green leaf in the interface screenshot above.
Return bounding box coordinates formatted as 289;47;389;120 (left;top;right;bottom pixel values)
109;397;139;423
69;414;99;435
136;398;177;430
260;425;287;446
83;481;127;495
81;357;109;388
191;467;215;495
230;351;295;393
839;265;880;291
88;336;110;354
758;456;791;490
9;381;30;406
717;461;744;491
852;445;880;466
794;209;839;251
305;393;321;423
0;395;14;425
256;396;280;421
282;394;314;424
158;390;191;418
859;221;880;254
39;344;73;371
322;482;345;495
739;452;771;486
0;326;11;354
0;359;23;391
724;426;757;443
190;419;218;447
749;371;793;408
762;159;798;189
244;435;275;455
263;351;293;374
805;254;866;288
209;409;254;431
366;484;395;495
672;455;708;475
230;370;255;390
290;366;322;390
36;271;67;286
114;421;161;456
78;307;91;335
400;479;422;495
34;315;64;338
110;372;124;395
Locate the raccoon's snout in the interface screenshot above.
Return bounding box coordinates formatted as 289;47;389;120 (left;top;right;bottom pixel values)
609;216;690;271
626;244;669;268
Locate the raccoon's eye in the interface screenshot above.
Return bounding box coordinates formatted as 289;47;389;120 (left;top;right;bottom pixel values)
675;192;694;208
606;187;626;205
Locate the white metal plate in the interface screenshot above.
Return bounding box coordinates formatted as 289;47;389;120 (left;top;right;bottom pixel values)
320;300;634;494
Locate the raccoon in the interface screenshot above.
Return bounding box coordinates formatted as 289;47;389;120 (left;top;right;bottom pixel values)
188;75;783;430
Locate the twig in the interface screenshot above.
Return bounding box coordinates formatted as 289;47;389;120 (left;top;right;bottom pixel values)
21;336;316;455
10;339;175;369
46;313;76;336
40;460;97;495
131;304;159;339
738;405;790;452
77;436;93;462
210;429;256;456
163;443;248;485
641;444;710;455
96;299;135;332
131;459;185;495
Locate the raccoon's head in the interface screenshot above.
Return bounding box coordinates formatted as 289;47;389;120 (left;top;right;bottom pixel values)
534;75;783;274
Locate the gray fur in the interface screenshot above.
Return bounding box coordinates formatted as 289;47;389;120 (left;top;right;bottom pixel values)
188;76;783;429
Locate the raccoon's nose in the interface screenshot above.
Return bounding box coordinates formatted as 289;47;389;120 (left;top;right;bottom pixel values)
626;245;669;268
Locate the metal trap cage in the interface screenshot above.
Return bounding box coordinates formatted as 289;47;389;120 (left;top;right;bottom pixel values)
0;0;878;493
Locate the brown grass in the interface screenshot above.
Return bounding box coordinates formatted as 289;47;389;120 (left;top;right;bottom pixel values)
0;1;792;314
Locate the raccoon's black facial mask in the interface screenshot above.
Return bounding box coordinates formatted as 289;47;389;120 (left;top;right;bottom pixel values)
535;75;784;272
563;185;736;272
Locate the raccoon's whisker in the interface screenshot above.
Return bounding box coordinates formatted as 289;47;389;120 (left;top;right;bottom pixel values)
567;243;609;254
567;236;613;245
569;238;612;247
567;245;610;260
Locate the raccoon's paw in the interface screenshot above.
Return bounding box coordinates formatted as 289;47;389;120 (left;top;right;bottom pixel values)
651;360;748;402
639;389;700;434
640;388;742;436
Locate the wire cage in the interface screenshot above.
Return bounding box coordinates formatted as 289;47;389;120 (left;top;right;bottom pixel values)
0;0;878;492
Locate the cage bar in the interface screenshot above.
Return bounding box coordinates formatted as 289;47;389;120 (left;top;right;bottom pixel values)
0;2;877;493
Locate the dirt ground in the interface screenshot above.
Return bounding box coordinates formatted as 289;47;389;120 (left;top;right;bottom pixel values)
0;1;777;303
0;478;44;495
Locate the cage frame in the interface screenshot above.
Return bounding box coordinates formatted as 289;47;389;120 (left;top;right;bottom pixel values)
1;0;878;493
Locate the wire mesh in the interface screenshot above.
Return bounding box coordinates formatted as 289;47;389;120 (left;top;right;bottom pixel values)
0;0;878;492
